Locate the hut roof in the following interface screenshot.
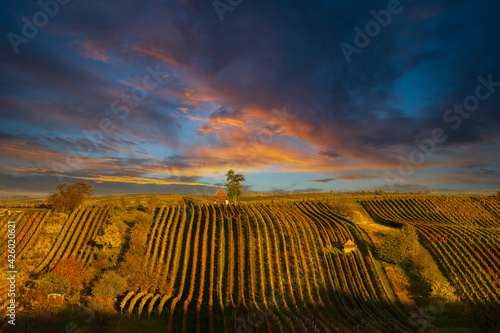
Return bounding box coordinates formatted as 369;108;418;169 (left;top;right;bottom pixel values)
343;240;356;247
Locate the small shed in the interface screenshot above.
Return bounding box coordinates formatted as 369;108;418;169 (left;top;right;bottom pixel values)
342;240;357;253
48;291;65;306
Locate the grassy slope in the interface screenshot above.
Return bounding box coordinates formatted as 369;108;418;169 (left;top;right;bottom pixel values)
346;200;477;332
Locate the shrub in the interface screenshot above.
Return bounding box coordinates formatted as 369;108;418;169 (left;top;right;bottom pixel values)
215;189;228;202
329;202;356;220
117;253;153;291
94;249;119;266
42;271;71;294
430;281;459;303
133;211;152;226
95;258;110;271
52;257;95;293
94;223;123;249
146;196;158;214
181;195;200;206
92;270;128;300
90;296;116;314
19;279;59;316
378;225;419;264
129;223;149;255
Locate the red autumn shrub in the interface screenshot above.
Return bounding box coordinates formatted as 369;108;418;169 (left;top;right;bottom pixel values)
53;257;95;293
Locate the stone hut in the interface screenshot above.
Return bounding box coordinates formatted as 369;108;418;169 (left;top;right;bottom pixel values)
48;291;65;306
342;240;357;253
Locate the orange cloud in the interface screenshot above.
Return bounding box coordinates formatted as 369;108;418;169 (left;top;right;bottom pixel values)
58;174;218;186
72;40;111;62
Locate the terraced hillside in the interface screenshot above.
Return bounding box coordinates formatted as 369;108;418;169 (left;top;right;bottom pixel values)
120;201;415;332
361;196;500;310
361;195;500;228
9;196;500;332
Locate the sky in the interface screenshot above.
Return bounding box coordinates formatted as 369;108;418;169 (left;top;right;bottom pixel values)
1;0;500;196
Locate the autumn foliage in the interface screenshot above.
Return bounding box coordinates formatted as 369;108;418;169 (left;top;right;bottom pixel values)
47;182;94;211
53;257;95;293
215;189;228;202
94;223;123;249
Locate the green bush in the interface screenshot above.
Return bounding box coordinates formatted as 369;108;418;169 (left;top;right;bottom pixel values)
42;272;71;294
430;280;459;303
133;211;152;225
182;195;200;206
378;225;419;264
92;270;128;300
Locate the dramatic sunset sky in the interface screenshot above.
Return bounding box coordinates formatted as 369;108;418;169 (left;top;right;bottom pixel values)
1;0;500;195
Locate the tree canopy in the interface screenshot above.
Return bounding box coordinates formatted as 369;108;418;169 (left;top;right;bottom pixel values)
215;189;228;202
225;170;246;203
47;182;94;211
92;270;128;300
94;223;123;249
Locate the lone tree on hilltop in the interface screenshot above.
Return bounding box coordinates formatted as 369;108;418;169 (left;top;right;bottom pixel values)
215;189;228;202
47;182;93;212
225;170;245;203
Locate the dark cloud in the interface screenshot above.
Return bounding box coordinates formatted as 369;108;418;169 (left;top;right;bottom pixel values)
309;178;336;183
319;151;341;159
0;0;499;193
0;131;17;141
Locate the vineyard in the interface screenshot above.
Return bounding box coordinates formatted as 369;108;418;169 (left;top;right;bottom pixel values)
119;201;415;332
361;195;500;228
361;196;500;307
3;194;500;332
0;206;110;326
0;210;51;314
31;205;111;274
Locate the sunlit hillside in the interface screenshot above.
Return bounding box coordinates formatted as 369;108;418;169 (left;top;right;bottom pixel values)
1;193;499;332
